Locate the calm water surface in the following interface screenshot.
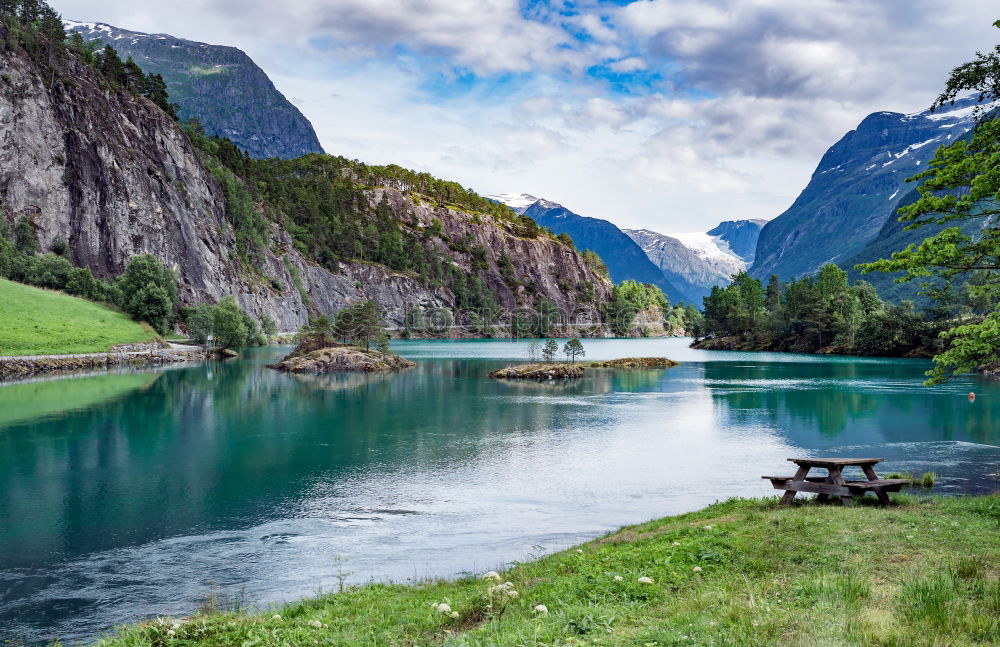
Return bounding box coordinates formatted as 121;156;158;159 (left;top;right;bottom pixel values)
1;339;998;642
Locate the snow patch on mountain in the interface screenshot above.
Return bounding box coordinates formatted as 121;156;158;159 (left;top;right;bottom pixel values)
668;232;742;263
486;193;544;215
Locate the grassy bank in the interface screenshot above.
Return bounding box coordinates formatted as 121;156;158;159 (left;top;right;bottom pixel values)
0;279;156;356
96;495;999;647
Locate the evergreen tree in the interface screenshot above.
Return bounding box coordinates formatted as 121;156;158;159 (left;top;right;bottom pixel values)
563;338;585;363
542;338;558;362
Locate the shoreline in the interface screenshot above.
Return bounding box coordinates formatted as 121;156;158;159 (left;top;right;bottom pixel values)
0;344;208;382
87;494;1000;647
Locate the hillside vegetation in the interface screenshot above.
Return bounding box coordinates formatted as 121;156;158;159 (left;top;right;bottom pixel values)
95;496;999;647
0;279;156;356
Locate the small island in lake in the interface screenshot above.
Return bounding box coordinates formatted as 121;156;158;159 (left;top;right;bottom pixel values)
270;300;415;374
589;357;679;369
271;345;415;373
490;338;678;380
489;363;585;380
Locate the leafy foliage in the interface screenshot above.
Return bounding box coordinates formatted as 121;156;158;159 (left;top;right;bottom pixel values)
702;265;941;357
605;280;670;336
858;21;1000;382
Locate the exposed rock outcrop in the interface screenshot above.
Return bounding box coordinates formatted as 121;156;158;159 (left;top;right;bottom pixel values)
488;363;584;380
0;26;611;333
589;357;678;369
270;346;416;373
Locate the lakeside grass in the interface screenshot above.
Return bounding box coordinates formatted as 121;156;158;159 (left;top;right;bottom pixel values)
0;279;156;356
95;495;1000;647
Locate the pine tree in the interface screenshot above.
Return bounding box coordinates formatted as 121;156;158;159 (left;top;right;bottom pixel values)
542;339;558;363
563;338;585;363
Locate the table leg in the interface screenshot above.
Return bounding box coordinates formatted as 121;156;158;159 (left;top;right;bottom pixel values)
862;464;892;505
829;466;853;506
780;465;810;505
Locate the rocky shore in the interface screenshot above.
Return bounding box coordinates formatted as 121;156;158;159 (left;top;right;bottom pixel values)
269;346;416;374
0;345;206;381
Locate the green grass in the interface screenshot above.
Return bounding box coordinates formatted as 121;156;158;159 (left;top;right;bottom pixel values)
0;279;156;356
95;495;1000;647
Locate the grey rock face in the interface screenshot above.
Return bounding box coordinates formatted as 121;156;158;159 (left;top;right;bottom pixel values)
0;26;609;333
751;98;981;281
64;20;325;160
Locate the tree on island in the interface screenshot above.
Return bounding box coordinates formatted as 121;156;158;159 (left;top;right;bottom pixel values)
542;338;559;363
563;338;585;363
527;340;541;362
333;299;387;351
859;19;1000;383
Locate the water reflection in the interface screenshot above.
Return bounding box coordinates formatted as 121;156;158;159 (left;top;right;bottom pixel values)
0;342;997;643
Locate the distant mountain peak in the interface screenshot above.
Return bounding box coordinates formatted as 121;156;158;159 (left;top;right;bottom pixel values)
751;95;983;281
63;19;324;160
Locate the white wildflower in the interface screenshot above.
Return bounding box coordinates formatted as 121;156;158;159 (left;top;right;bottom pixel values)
693;566;703;573
703;525;713;531
491;581;516;595
481;571;502;582
450;611;460;619
576;549;584;554
309;619;323;628
435;603;452;613
534;604;549;615
166;630;175;637
638;576;654;584
672;542;681;546
171;622;181;629
506;589;520;598
614;575;624;582
272;614;282;620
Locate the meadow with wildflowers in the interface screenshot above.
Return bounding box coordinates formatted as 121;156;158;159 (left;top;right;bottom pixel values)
94;495;999;647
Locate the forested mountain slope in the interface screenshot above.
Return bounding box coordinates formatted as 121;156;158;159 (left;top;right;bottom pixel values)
63;20;324;160
0;19;610;331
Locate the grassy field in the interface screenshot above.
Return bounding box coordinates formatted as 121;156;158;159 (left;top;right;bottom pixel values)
95;495;999;647
0;279;156;356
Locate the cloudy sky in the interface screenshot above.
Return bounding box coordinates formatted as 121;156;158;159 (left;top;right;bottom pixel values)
49;0;999;232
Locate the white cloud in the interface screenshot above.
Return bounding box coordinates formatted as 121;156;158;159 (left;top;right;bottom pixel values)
47;0;1000;233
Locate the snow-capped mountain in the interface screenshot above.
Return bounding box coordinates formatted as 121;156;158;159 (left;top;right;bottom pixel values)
487;194;696;303
486;193;541;215
752;96;990;281
625;220;765;302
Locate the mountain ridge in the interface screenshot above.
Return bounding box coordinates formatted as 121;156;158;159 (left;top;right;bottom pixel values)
750;97;983;281
63;19;325;160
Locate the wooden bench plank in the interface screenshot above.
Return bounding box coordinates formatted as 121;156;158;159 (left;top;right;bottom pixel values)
788;457;883;466
772;480;852;496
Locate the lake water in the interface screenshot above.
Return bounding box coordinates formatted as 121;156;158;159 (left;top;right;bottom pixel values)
1;338;998;643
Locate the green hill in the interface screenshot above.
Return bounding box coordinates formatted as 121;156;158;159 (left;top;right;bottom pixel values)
0;279;157;356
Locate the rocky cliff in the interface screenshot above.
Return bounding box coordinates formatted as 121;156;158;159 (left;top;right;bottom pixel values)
63;20;324;160
751;98;982;281
0;25;610;332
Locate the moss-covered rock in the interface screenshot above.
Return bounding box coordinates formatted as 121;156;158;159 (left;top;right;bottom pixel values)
270;346;415;374
488;363;584;380
589;357;678;369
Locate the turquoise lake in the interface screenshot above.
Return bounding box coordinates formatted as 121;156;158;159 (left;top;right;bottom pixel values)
1;338;998;642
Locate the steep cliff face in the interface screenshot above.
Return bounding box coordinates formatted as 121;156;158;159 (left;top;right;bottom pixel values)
0;26;608;332
751;98;981;281
63;20;324;160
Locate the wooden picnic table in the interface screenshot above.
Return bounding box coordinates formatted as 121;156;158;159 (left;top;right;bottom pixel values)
763;458;908;506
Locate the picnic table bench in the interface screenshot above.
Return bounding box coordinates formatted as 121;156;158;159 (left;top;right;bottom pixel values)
763;458;908;506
